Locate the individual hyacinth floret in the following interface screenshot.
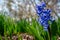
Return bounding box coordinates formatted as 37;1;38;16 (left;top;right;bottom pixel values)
36;2;54;31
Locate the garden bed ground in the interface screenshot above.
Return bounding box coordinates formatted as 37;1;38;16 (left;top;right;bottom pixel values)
1;33;34;40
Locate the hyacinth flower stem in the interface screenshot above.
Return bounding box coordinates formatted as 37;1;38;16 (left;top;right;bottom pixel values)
44;27;51;40
44;31;50;40
48;26;51;40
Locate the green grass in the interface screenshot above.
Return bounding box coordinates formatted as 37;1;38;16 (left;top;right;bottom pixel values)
0;14;60;40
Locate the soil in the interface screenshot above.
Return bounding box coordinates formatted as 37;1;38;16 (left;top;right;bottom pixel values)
1;33;34;40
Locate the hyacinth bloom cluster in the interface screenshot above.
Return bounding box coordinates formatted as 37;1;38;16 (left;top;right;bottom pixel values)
36;2;54;31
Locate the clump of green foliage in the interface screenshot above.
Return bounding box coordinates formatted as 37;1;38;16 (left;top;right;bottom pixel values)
0;13;60;40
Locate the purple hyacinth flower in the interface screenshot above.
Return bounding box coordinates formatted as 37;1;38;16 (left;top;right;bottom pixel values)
41;2;46;7
36;2;46;16
36;2;54;31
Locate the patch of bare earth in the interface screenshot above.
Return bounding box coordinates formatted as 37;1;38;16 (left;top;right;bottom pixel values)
2;33;34;40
